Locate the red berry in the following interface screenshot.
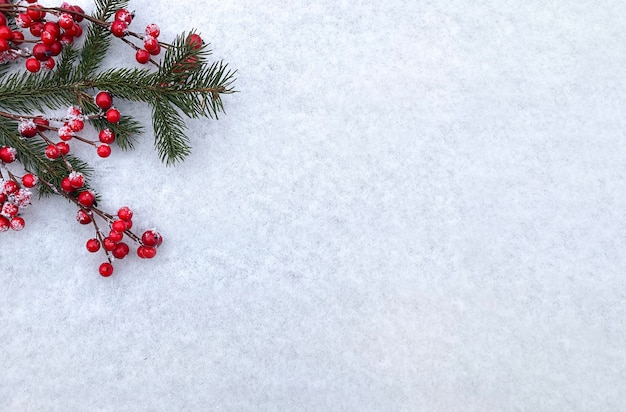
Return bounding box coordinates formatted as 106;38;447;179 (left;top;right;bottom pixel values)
43;22;60;37
110;20;127;37
103;236;117;250
114;8;133;24
98;128;115;144
143;35;158;53
16;13;32;28
135;49;150;64
56;142;70;155
9;216;25;231
99;262;114;277
1;202;18;218
18;120;37;138
117;206;133;221
45;144;61;159
86;238;100;253
97;144;111;158
0;146;17;162
137;245;157;259
58;124;74;141
69;23;82;38
105;108;120;123
141;229;162;247
32;43;51;61
0;216;9;232
77;190;95;207
148;44;161;56
69;5;85;22
68;171;84;189
0;25;11;40
125;219;133;230
58;13;74;30
68;118;84;132
112;242;129;259
12;31;25;45
76;209;92;224
2;180;18;194
43;57;55;71
94;91;113;110
41;30;56;45
108;230;123;242
21;174;38;188
145;23;160;38
27;5;46;21
25;57;41;73
29;21;44;37
49;40;62;56
186;33;203;50
61;177;73;192
111;219;126;233
0;38;7;52
0;13;6;26
33;116;49;131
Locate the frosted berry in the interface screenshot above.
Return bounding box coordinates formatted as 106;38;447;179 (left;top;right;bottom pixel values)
110;20;127;37
1;202;18;218
114;8;133;24
58;124;74;141
141;229;162;247
18;120;37;138
145;23;160;38
97;144;111;158
99;262;114;277
0;146;17;163
95;91;113;110
33;116;49;131
2;180;18;194
76;209;92;224
98;129;115;144
117;206;133;221
45;144;61;159
10;216;25;231
77;190;95;207
68;171;84;189
21;174;38;188
86;238;100;252
16;13;32;28
143;35;159;53
0;216;9;232
105;108;120;123
25;57;41;73
67;106;82;119
56;142;70;155
58;13;74;30
68;118;84;132
135;49;150;64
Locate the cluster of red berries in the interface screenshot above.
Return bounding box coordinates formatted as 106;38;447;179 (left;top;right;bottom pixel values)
0;146;36;232
16;91;121;159
0;1;85;72
109;7;161;65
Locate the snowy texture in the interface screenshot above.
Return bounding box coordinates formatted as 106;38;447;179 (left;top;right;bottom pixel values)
2;0;626;410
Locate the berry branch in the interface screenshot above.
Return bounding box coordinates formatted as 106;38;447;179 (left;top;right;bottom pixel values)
0;0;236;276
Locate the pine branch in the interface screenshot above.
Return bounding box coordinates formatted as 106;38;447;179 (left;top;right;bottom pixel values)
151;96;191;164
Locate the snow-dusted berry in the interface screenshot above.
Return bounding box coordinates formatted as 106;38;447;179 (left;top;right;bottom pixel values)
10;216;25;231
68;171;84;189
0;146;17;163
18;119;37;138
145;23;160;38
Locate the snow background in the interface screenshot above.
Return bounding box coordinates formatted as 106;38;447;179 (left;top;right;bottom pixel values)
2;0;626;410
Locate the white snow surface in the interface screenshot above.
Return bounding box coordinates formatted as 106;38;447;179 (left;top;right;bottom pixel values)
2;0;626;410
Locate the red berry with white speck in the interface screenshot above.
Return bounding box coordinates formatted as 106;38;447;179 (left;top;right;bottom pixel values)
145;23;160;38
110;19;127;37
135;49;150;64
25;57;41;72
21;174;38;188
10;216;25;231
111;219;126;233
58;13;74;30
56;142;70;155
112;242;129;259
114;8;133;24
98;129;115;144
0;216;9;232
0;146;17;163
45;144;61;159
2;180;18;194
18;120;37;138
141;229;162;247
1;202;19;218
68;171;84;189
103;236;117;251
76;209;92;224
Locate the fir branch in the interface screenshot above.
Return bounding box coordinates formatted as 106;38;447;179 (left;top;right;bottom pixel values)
151;96;191;164
76;24;111;78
